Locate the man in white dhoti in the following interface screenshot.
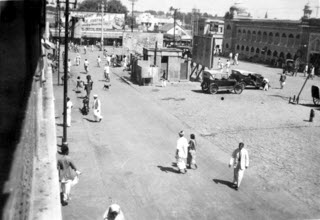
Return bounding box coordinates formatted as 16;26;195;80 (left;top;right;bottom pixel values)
66;97;73;127
92;94;103;122
229;142;249;190
175;130;189;174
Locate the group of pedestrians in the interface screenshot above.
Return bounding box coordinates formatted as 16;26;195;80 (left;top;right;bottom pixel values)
175;131;198;174
175;130;249;191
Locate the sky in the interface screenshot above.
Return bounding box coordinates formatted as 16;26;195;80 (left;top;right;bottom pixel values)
121;0;320;20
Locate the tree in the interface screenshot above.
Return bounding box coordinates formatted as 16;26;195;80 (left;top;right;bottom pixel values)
157;11;165;16
144;10;157;15
77;0;127;14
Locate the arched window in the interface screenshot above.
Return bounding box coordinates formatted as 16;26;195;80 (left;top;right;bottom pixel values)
247;30;251;41
238;29;242;33
273;51;278;57
288;34;295;46
268;32;274;43
256;48;260;54
236;45;240;50
251;47;254;52
286;53;292;59
252;31;257;41
269;32;273;37
257;31;262;41
241;45;245;51
246;46;249;51
279;52;285;58
225;43;229;49
282;33;287;38
227;25;231;30
275;33;280;37
296;34;300;39
263;32;268;42
289;34;294;38
267;50;272;56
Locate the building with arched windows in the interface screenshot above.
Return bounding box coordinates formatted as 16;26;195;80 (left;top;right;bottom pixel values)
223;1;320;73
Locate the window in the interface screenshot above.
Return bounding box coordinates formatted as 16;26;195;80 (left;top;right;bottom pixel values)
238;29;242;33
246;46;249;51
269;32;273;37
251;47;254;52
289;34;294;38
282;33;287;38
296;34;300;39
236;45;240;50
256;48;260;54
227;24;231;30
275;32;280;37
241;45;245;51
226;43;229;48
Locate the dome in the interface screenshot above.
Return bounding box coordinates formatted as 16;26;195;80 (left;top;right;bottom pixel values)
230;1;249;15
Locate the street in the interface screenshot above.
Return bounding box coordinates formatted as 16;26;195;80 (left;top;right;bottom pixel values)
54;46;320;220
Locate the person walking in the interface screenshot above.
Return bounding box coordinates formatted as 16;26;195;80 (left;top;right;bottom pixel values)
310;65;315;79
67;59;72;74
84;59;89;73
84;75;93;98
84;45;87;54
225;60;231;75
229;52;233;61
103;204;125;220
175;130;189;174
92;94;103;122
97;55;101;67
91;44;94;52
187;134;197;169
233;53;239;65
303;64;308;77
279;72;286;89
75;53;81;66
66;97;73;127
104;63;110;82
229;142;249;191
57;144;81;205
263;78;270;91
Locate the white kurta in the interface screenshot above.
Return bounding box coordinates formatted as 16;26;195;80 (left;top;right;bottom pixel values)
93;99;102;121
66;100;73;126
176;137;188;170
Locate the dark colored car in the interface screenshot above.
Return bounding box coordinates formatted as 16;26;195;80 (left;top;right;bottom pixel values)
201;70;243;94
229;69;266;89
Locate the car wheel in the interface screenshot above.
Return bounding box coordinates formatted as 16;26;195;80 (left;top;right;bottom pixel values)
234;84;243;94
209;84;218;94
201;82;209;92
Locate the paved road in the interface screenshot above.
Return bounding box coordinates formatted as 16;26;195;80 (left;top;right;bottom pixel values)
54;47;317;220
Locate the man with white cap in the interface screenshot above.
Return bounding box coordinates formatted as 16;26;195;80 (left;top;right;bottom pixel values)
92;94;103;122
175;130;189;174
229;142;249;190
103;204;125;220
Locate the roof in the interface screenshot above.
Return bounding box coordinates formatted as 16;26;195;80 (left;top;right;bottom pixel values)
159;23;174;32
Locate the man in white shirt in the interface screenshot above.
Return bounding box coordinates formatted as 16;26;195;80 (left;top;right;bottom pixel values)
92;94;103;122
176;130;189;174
66;97;73;127
104;63;110;82
229;142;249;190
97;56;101;67
84;59;89;73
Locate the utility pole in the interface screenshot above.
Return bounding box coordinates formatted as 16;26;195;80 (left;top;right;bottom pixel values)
57;0;61;85
170;7;179;47
60;0;77;146
100;1;105;51
128;0;138;32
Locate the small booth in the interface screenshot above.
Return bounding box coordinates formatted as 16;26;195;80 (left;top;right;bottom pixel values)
142;47;187;82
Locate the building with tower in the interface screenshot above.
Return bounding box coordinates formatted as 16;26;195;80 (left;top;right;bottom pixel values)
222;1;320;74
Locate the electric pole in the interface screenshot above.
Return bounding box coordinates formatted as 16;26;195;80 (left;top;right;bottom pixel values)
128;0;138;32
100;1;105;51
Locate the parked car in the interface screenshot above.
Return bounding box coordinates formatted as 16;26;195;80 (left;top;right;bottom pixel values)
229;69;266;89
201;70;243;94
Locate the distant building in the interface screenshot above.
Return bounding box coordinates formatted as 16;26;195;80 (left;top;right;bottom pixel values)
223;1;320;74
136;12;181;31
159;23;192;46
193;18;224;54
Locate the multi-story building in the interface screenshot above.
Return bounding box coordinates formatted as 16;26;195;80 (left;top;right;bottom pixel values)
223;1;320;73
193;18;224;54
136;12;181;31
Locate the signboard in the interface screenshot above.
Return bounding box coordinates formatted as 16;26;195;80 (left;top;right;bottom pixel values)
123;32;163;54
192;35;215;68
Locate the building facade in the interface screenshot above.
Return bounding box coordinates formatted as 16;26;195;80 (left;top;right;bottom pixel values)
223;2;320;73
193;18;224;54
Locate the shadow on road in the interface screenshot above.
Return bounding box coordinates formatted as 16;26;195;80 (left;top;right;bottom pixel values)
157;165;179;173
213;179;235;189
83;118;96;123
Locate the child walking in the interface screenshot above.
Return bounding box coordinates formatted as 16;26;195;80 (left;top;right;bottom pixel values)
187;134;198;169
